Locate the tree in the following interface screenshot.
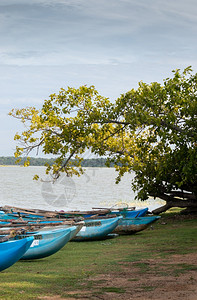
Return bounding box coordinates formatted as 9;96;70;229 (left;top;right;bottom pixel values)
9;67;197;214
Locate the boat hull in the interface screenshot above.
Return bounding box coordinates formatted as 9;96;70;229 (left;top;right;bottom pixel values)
0;237;33;271
16;227;77;260
72;216;122;241
113;216;161;235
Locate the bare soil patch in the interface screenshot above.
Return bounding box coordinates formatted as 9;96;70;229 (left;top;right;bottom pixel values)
68;252;197;300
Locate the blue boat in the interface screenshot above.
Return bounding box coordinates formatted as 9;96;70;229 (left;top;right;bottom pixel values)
0;212;46;221
37;222;84;239
15;226;79;260
55;207;149;219
0;211;42;220
112;216;161;235
0;206;149;220
0;206;56;220
0;237;33;271
72;216;122;241
109;207;149;218
0;218;76;228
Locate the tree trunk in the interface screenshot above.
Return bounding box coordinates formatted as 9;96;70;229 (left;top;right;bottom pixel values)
180;207;197;215
151;196;197;215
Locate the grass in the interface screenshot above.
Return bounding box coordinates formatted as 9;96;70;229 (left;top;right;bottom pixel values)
0;212;196;299
139;285;155;291
100;287;126;293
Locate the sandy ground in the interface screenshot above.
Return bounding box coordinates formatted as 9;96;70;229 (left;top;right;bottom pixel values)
40;252;197;300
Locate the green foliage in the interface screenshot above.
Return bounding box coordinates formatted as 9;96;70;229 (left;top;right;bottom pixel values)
9;67;197;210
9;86;112;180
110;67;197;204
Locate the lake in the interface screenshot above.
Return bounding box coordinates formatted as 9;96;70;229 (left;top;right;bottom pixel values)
0;166;164;212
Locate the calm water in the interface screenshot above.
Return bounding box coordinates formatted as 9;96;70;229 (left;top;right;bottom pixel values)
0;166;164;212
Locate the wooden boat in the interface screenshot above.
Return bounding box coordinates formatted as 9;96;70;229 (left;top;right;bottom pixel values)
72;216;122;241
1;205;94;219
51;207;148;218
67;207;148;218
0;210;45;220
15;226;80;260
0;218;77;231
112;216;161;235
0;205;149;219
37;221;84;240
1;206;58;219
0;237;34;271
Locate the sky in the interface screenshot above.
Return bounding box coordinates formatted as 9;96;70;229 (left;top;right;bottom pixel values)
1;0;197;156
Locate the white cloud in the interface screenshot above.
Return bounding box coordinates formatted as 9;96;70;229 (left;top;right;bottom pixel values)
0;47;138;66
0;0;197;155
157;0;197;21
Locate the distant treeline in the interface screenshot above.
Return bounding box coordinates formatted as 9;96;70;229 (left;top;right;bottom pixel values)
0;156;108;167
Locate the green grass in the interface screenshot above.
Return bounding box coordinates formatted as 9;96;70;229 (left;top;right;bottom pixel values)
0;213;196;299
100;287;126;293
139;285;156;291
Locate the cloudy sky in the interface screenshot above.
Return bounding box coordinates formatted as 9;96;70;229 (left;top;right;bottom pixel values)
1;0;197;156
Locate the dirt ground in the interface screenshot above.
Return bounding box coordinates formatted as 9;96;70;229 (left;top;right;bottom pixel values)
86;253;197;300
41;252;197;300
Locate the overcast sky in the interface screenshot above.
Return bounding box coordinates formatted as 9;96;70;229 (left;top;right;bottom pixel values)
1;0;197;156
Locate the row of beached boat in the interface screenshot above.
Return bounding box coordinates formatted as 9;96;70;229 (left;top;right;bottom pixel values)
0;205;160;271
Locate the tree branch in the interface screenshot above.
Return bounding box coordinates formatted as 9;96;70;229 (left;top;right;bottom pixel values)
151;193;197;214
168;191;196;200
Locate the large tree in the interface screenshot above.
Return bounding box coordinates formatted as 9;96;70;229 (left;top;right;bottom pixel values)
9;67;197;214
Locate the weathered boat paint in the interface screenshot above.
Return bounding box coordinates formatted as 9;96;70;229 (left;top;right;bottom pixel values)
72;216;122;241
113;216;161;235
37;222;84;240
